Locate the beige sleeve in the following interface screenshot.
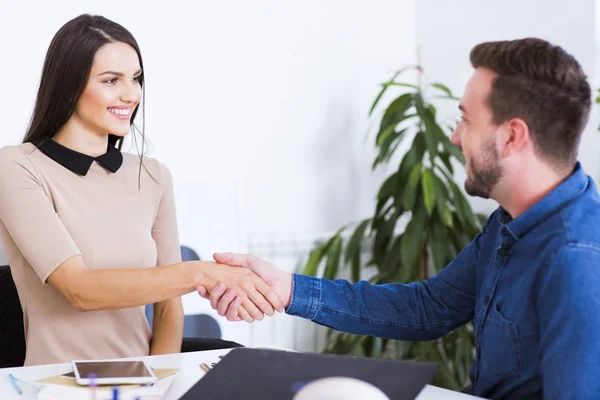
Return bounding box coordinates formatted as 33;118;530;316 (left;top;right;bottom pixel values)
0;147;80;282
151;161;182;267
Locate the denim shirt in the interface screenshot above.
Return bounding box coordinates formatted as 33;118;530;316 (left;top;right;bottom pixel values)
287;163;600;400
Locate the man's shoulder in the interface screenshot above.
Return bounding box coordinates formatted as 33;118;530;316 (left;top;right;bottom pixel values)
559;188;600;247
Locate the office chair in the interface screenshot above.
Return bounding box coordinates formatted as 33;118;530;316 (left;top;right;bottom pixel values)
0;264;26;367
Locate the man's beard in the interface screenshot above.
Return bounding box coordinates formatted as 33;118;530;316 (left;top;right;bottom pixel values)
464;140;502;199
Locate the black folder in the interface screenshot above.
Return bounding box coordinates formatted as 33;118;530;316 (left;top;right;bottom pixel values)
181;348;438;399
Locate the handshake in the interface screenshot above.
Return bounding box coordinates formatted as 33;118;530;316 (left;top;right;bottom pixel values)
196;253;292;322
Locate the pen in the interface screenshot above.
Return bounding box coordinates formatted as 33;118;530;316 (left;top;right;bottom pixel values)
89;373;97;400
199;363;211;373
112;386;119;400
8;373;23;395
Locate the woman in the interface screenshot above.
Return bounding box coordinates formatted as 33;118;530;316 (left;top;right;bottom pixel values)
0;14;282;366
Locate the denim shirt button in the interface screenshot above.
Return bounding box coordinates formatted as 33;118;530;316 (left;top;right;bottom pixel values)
484;295;490;306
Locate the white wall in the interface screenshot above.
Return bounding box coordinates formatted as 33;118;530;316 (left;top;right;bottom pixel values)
0;0;417;236
415;0;598;215
0;0;417;347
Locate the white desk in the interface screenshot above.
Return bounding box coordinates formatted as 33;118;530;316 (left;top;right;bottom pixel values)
0;349;482;399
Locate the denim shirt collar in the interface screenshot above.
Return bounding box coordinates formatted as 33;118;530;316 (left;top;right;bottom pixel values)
498;162;588;241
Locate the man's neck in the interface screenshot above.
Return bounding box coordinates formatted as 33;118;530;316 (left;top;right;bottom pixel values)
494;162;572;219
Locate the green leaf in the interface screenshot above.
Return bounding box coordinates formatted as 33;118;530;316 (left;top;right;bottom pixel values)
344;219;370;262
377;172;399;201
383;82;419;90
369;69;406;115
448;181;478;232
378;93;414;134
402;187;418;211
441;135;466;164
344;219;370;283
375;197;392;217
408;162;422;188
439;151;454;175
427;103;437;119
303;245;327;276
431;82;453;97
400;205;426;270
415;93;439;160
421;169;435;215
373;214;398;256
303;230;344;277
376;124;396;147
350;252;361;283
429;220;449;270
323;235;342;280
403;163;422;210
373;127;410;169
397;132;426;182
442;204;454;228
432;174;449;219
381;235;402;274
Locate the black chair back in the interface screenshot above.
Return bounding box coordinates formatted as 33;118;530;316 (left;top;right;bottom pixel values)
0;265;26;367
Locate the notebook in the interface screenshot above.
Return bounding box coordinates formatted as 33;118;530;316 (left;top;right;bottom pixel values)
180;348;438;399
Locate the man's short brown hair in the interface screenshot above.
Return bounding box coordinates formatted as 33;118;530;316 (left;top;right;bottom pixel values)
470;38;591;170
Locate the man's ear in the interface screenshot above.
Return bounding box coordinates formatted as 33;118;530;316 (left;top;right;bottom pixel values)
499;118;530;158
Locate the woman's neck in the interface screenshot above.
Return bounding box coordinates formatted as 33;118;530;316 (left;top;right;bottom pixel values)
53;119;109;157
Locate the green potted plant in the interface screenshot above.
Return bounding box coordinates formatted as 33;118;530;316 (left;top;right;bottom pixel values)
302;67;486;390
596;88;600;129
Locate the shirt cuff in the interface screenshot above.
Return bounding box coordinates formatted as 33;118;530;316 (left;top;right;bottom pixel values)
285;274;322;320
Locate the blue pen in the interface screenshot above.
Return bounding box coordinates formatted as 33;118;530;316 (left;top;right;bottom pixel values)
8;373;23;394
112;386;119;400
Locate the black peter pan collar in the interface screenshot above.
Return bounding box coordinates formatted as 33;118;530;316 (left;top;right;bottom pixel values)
35;138;123;176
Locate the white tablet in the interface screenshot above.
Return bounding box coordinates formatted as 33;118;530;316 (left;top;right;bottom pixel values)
71;360;157;386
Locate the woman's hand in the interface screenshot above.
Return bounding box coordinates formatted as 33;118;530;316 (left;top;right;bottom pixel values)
197;253;292;323
197;261;284;322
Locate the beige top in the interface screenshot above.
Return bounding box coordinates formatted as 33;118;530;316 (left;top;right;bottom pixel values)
0;142;181;366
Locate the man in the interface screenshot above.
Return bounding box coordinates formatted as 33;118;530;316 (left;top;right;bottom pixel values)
198;38;600;399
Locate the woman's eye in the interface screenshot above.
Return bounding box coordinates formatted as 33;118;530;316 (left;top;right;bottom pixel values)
105;78;118;84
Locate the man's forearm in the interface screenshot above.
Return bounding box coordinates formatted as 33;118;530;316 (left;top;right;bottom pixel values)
287;274;474;341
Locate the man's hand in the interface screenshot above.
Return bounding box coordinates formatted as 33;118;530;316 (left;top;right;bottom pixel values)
199;260;285;323
197;253;293;322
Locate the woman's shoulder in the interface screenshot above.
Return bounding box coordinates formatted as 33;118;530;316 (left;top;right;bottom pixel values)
0;143;38;166
122;152;173;186
0;143;41;185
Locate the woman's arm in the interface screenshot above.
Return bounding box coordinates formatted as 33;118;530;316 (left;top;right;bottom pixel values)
0;148;283;324
46;255;280;318
149;297;184;355
149;159;184;353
